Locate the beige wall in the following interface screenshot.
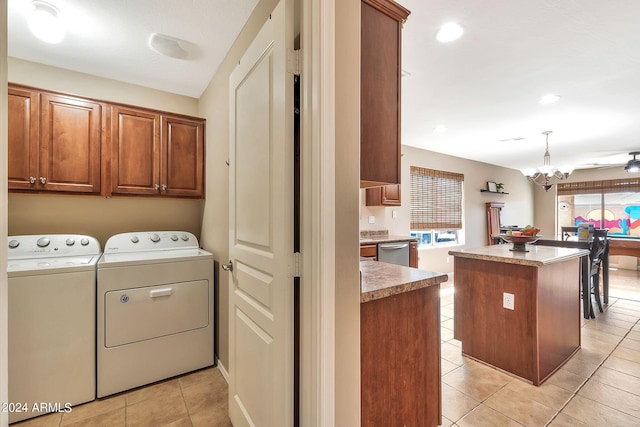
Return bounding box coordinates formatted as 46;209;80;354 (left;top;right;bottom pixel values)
361;145;535;273
6;59;204;247
335;0;361;425
8;57;199;115
197;0;280;370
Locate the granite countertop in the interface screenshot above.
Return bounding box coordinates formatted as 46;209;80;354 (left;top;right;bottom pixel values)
448;244;589;267
360;260;448;303
359;235;418;245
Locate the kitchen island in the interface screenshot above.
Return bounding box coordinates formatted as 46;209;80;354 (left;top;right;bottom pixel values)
360;260;448;427
449;244;589;385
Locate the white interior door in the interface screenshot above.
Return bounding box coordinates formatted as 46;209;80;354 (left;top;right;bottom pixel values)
228;0;294;425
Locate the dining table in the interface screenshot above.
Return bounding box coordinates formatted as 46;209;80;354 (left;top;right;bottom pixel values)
534;235;609;319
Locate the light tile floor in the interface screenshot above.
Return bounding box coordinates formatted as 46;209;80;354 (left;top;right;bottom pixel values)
440;268;640;427
13;269;640;427
13;366;231;427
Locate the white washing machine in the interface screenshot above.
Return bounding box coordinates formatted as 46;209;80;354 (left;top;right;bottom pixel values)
96;231;214;397
7;234;101;423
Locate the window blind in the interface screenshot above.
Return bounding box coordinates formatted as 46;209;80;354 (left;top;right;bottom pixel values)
410;166;464;230
557;178;640;195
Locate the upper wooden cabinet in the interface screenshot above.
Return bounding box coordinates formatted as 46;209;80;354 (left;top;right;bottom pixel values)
8;84;206;199
365;184;401;206
110;107;205;198
8;86;103;194
161;115;205;198
360;0;410;188
8;87;39;190
110;106;162;196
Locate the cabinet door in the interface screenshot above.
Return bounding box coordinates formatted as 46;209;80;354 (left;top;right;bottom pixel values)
161;115;205;198
365;184;401;206
111;106;161;195
39;93;102;193
409;241;418;268
360;0;409;187
8;87;39;190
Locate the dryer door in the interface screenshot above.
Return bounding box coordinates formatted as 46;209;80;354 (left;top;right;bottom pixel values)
104;280;209;347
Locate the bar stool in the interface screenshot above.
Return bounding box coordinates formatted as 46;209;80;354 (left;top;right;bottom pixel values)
589;229;609;314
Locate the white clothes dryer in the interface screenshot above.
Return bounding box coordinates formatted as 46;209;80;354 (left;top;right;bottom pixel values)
96;231;214;397
7;234;101;423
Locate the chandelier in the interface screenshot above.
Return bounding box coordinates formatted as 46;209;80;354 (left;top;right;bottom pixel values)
521;131;574;191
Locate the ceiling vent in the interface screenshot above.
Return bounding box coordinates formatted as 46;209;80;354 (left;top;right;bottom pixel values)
148;33;196;60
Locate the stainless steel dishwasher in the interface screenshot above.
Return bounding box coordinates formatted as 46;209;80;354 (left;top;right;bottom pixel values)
377;241;410;266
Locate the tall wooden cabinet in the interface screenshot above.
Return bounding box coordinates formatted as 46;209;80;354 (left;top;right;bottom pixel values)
360;0;410;188
8;87;103;193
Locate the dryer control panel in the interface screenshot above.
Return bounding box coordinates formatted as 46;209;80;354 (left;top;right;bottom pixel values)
7;235;101;259
104;231;200;254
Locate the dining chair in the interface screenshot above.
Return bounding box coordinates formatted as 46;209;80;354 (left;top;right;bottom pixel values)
589;229;609;313
561;226;579;240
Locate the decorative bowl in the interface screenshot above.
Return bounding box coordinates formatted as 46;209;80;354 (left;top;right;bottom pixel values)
499;234;540;252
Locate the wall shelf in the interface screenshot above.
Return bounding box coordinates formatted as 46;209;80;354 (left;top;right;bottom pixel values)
480;189;509;194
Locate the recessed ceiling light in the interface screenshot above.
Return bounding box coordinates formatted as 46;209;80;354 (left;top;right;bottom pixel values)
28;0;64;44
436;23;464;43
539;94;561;105
433;125;448;133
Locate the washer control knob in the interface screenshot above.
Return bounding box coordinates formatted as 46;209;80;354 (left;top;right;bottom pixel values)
171;234;179;241
37;237;50;248
80;238;90;246
181;234;190;241
150;234;161;243
8;240;19;249
66;238;76;246
131;236;139;244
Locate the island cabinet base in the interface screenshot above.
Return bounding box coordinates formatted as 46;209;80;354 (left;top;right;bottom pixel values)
453;257;581;385
361;285;442;427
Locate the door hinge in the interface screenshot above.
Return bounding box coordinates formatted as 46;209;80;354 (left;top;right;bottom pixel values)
293;252;301;278
287;49;301;76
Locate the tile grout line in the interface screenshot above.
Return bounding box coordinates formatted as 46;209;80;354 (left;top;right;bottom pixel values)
545;302;640;426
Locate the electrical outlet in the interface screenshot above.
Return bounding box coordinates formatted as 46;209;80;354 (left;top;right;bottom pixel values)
392;210;397;218
503;292;515;310
368;215;375;224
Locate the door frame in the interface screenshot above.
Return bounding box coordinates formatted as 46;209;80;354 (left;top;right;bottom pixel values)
299;0;337;425
1;1;9;425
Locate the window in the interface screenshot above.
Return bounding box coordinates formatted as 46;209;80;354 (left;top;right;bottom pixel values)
410;166;464;247
557;178;640;237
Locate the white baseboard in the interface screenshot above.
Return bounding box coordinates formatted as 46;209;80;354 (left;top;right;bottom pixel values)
217;358;229;383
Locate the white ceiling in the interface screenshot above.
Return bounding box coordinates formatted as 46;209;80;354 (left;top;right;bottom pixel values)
401;0;640;171
7;0;640;172
8;0;258;98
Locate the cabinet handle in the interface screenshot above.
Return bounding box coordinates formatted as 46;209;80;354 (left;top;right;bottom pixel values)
154;184;160;191
40;177;47;184
161;184;167;191
29;176;36;184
